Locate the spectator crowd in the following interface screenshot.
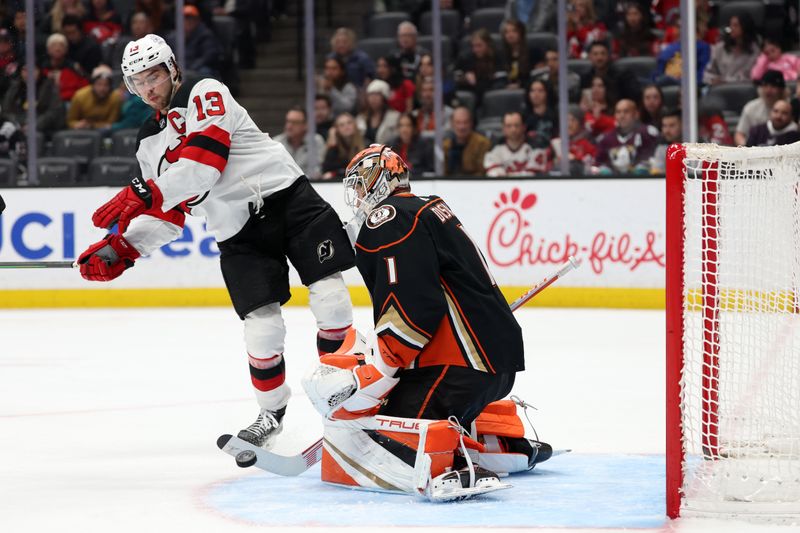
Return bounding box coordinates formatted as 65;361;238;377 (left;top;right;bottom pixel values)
278;0;800;179
3;0;800;183
0;0;275;184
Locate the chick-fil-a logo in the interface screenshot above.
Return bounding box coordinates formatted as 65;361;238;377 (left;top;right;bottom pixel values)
486;188;664;274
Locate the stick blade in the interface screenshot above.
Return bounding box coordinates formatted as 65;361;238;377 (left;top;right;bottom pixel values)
217;434;321;476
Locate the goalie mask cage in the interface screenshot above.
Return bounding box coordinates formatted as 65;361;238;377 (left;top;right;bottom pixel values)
666;143;800;520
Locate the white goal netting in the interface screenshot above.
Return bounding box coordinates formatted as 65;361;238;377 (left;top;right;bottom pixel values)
679;143;800;518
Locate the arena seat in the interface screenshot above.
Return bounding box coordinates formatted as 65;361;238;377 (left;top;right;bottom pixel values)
111;128;140;158
567;58;593;78
212;15;237;63
36;157;79;186
358;37;396;61
615;56;658;82
706;82;758;114
52;130;102;166
367;12;411;37
661;85;681;110
469;8;505;33
454;90;477;114
717;1;765;32
0;159;17;186
417;35;453;60
88;157;141;185
480;88;525;120
419;10;461;40
526;33;558;54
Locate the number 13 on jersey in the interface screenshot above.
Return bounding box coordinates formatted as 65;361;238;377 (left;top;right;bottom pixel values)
193;91;226;120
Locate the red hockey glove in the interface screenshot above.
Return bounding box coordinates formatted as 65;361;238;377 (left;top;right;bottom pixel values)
92;177;164;233
77;234;141;282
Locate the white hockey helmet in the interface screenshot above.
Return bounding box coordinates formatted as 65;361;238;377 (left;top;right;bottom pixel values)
121;34;180;97
343;144;409;215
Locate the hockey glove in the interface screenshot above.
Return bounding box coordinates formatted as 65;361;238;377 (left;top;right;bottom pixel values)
318;354;400;421
78;234;140;282
92;177;164;233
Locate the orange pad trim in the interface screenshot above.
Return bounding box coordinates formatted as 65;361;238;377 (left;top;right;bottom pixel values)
321;448;360;487
474;400;525;438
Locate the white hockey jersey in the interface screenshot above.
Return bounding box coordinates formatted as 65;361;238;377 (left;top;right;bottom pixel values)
123;77;304;255
483;141;549;177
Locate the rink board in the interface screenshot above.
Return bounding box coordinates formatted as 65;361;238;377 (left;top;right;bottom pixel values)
0;179;665;309
204;454;665;528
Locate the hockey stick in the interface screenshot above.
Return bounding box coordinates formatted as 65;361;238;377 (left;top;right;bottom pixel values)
220;256;582;475
0;261;77;269
509;256;581;312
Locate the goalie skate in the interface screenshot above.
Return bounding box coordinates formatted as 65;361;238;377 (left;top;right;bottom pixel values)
425;466;511;502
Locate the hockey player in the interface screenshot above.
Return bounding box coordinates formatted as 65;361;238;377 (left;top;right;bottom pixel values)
76;34;355;449
301;145;551;499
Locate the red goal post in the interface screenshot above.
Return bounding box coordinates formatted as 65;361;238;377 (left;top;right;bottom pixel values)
666;143;800;520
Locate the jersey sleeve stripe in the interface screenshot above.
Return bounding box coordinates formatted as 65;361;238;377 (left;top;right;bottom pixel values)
180;143;228;173
185;133;230;159
197;124;232;147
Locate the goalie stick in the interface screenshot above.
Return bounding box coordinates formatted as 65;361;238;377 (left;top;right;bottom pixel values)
218;256;581;475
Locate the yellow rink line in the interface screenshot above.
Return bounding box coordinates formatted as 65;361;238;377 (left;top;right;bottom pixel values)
0;287;665;310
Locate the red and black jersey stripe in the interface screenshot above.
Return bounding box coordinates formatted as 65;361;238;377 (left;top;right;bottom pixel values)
181;125;231;173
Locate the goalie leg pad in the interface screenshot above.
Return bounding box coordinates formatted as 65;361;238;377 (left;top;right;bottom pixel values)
244;303;290;410
320;418;461;493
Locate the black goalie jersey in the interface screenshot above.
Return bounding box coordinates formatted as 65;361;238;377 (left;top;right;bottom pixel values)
355;193;525;374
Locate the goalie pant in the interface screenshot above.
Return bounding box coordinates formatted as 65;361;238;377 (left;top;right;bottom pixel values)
321;401;537;495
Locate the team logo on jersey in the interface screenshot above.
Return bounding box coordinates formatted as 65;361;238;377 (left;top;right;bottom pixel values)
158;135;189;175
366;205;396;229
317;240;334;263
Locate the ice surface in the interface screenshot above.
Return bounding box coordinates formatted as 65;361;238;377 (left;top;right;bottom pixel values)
0;307;796;532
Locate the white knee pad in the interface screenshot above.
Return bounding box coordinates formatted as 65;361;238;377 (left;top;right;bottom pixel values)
308;273;353;330
244;303;286;358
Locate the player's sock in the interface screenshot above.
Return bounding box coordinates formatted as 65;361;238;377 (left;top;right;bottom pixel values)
241;353;288;447
316;325;352;356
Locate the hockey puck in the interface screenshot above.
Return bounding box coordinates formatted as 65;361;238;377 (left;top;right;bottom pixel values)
236;450;257;468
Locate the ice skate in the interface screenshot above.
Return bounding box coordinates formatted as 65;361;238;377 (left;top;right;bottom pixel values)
427;465;510;502
237;406;285;449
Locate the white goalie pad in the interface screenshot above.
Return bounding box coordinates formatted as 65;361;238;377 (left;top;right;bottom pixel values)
320;415;509;501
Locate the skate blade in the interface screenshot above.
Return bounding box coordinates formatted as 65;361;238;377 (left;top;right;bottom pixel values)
425;482;512;502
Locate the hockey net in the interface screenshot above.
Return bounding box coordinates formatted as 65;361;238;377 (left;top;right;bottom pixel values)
666;143;800;520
